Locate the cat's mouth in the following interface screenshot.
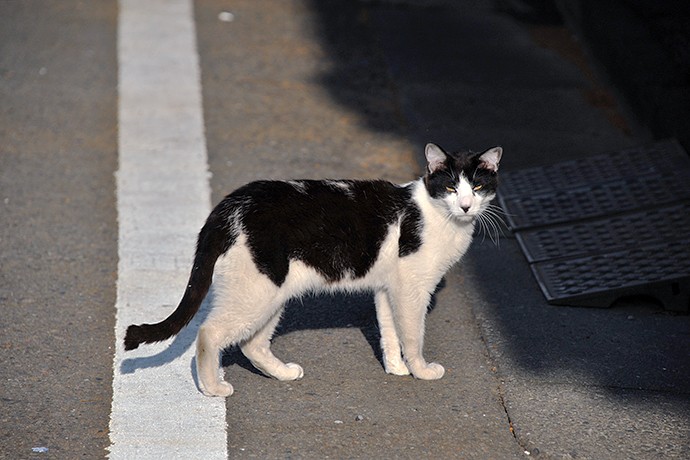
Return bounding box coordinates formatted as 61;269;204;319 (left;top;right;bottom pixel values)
451;211;476;222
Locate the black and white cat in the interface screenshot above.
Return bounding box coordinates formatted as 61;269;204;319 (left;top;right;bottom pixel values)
124;143;502;397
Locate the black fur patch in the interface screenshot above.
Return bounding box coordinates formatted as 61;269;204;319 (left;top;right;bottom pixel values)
399;203;422;257
212;180;423;286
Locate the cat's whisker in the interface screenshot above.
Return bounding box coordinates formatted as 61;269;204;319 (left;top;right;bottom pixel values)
486;203;513;218
482;204;508;226
487;211;505;243
488;216;502;246
476;208;503;246
477;215;494;245
485;222;500;246
476;214;490;244
483;211;506;233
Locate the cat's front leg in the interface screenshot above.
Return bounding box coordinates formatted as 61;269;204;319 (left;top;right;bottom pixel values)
374;290;410;376
389;287;445;380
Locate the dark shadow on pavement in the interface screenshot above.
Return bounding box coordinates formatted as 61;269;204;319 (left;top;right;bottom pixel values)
306;0;690;417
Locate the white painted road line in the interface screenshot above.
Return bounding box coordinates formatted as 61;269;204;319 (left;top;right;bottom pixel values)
109;0;227;458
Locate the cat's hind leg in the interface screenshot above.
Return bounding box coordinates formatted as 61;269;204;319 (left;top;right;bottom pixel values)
374;290;410;376
196;249;283;396
240;306;304;381
196;323;234;397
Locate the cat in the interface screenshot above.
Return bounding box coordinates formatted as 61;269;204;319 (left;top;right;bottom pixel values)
124;143;502;397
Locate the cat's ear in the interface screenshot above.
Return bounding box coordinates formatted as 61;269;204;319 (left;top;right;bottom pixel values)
425;143;448;173
479;147;502;172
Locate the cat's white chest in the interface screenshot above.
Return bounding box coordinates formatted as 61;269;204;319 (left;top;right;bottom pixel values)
426;218;474;267
413;184;476;268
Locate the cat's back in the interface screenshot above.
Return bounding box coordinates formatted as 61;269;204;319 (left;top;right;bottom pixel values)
222;178;415;219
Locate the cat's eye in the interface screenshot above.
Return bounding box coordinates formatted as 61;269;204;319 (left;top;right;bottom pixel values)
472;185;483;192
445;186;456;193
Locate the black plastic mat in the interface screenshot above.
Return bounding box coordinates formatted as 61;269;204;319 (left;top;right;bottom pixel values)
498;139;690;311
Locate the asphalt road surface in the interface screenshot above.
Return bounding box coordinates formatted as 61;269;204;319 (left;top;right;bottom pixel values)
2;1;689;459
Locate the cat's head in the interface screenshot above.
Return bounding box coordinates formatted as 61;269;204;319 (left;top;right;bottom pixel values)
423;143;502;221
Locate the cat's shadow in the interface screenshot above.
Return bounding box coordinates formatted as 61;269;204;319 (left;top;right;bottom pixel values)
221;278;445;376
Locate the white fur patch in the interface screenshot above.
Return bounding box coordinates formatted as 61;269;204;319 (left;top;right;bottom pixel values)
287;180;308;194
324;180;355;198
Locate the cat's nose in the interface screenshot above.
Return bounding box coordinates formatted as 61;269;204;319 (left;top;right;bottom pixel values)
459;196;472;213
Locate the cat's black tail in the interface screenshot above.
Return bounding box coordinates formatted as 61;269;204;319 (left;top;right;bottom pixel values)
124;211;233;351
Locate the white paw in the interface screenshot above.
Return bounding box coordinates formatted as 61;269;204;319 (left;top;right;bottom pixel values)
201;380;234;397
276;362;304;381
412;362;445;380
384;359;411;376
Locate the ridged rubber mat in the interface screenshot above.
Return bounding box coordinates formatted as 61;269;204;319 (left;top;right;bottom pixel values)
516;202;690;263
498;139;690;311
